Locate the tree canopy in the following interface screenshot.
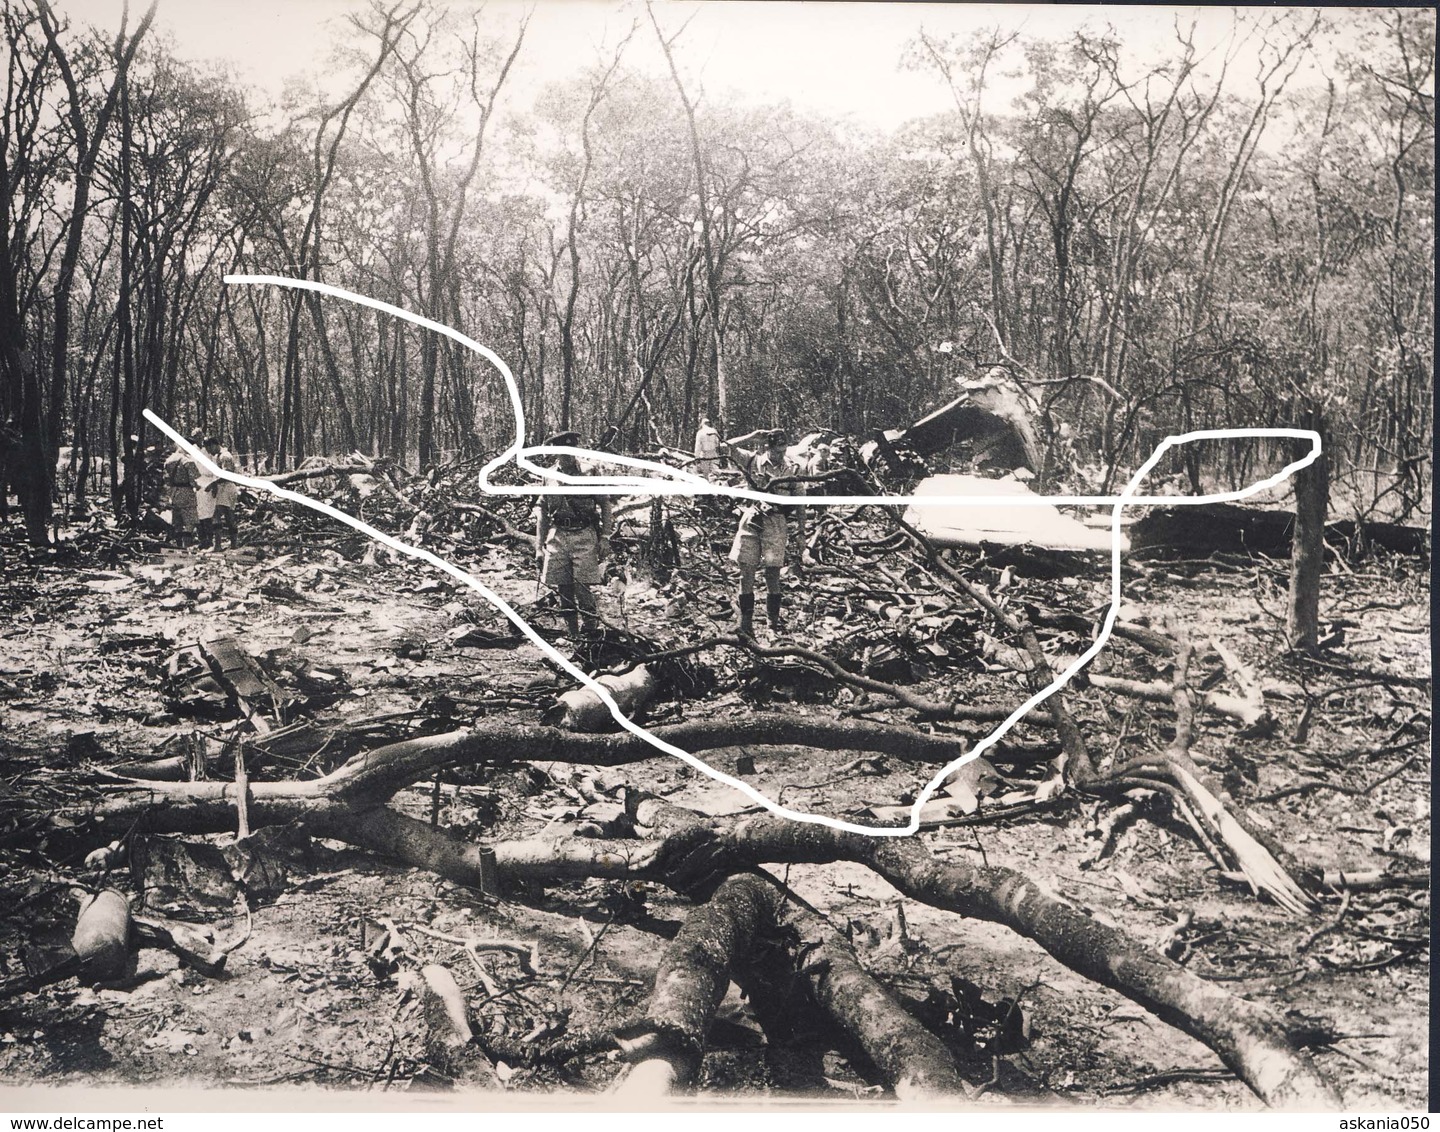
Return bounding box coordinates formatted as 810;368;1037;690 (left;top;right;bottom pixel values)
0;2;1432;541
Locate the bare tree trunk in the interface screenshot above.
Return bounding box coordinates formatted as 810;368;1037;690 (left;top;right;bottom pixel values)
416;313;437;468
278;295;303;467
647;4;726;426
303;289;358;453
117;75;140;519
36;0;156;524
1287;421;1329;652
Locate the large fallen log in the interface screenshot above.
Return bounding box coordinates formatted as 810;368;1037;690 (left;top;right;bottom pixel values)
33;762;1339;1109
28;674;1334;1106
27;725;1344;1109
613;872;770;1095
37;714;974;834
312;804;1336;1109
633;803;1337;1109
50;605;1313;918
615;801;962;1098
1130;503;1428;558
747;876;965;1100
615;869;964;1100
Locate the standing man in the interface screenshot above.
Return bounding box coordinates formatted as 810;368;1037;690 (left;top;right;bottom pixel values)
195;443;217;550
692;416;722;480
204;436;241;549
722;427;807;636
535;430;613;637
806;437;833;479
163;432;202;549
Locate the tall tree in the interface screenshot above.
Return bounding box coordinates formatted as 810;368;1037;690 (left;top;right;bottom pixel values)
240;0;417;468
34;0;155;531
647;2;730;427
0;3;61;542
375;0;526;467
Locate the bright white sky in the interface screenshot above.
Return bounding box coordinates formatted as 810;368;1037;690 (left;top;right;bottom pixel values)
50;1;1337;131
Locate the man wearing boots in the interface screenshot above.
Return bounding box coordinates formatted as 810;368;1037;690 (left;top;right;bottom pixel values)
722;427;807;636
535;431;613;637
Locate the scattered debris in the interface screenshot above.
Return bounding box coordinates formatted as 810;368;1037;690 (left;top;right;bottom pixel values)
903;475;1123;553
544;666;658;732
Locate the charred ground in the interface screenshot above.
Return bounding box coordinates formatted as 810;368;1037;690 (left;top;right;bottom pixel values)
0;463;1429;1107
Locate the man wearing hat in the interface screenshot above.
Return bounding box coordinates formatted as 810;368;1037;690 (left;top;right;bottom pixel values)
721;426;807;636
534;431;613;637
162;431;203;549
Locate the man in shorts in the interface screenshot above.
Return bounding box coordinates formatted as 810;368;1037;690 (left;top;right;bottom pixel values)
535;431;613;637
722;427;807;636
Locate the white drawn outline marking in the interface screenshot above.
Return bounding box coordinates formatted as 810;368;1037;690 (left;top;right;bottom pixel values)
143;274;1321;838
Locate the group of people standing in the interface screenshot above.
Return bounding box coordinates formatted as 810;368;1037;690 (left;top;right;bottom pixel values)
162;432;240;551
534;419;816;641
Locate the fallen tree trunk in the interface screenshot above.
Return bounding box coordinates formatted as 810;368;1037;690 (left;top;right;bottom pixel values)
613;872;770;1094
317;807;665;886
544;666;658;731
29;617;1333;1109
40;714;974;833
1111;621;1178;656
615;868;964;1100
109;756;189;781
54;625;1310;927
35;770;1340;1109
315;801;1335;1108
262;461;383;486
637;809;1338;1109
311;713;970;799
1130;503;1428;558
754;875;964;1100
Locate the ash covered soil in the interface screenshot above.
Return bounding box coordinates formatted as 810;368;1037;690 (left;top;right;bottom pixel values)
0;499;1429;1109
